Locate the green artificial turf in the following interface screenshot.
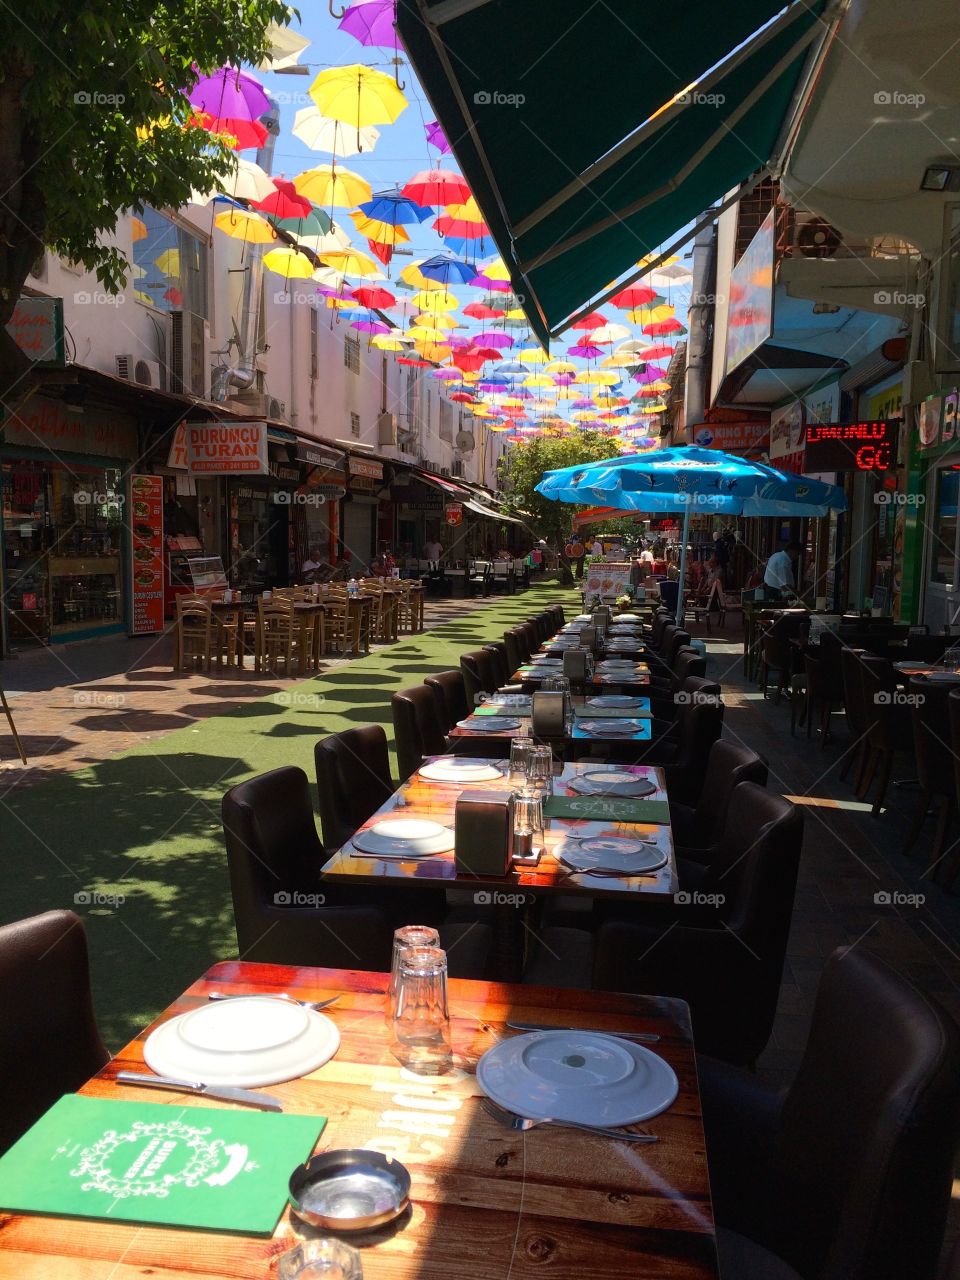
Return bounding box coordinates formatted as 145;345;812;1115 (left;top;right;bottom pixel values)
0;584;577;1048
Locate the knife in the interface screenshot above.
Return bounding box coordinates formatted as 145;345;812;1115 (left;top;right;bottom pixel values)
115;1070;283;1111
504;1022;659;1043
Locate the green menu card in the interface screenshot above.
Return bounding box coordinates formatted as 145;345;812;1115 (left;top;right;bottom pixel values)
545;795;670;824
0;1095;324;1234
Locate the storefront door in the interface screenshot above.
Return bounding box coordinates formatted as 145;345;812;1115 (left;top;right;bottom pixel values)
342;499;374;572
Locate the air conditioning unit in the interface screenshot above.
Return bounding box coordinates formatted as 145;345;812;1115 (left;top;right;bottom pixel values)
169;310;211;398
116;355;163;389
455;430;476;452
267;396;286;421
378;411;399;445
793;215;843;258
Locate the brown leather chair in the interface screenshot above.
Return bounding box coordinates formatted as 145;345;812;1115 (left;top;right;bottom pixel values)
460;648;499;706
839;646;869;788
502;628;527;674
646;609;675;650
314;726;394;849
859;654;914;815
392;684;448;781
592;783;803;1065
699;946;960;1280
760;612;807;703
903;677;955;868
222;766;393;970
482;641;511;687
425;670;470;732
629;676;724;805
669;739;769;857
520;621;541;655
647;646;706;699
0;910;110;1154
803;648;844;746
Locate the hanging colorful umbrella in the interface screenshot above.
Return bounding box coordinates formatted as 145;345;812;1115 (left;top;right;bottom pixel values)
295;227;353;257
252;178;312;219
643;317;687;336
352;316;391;336
609;284;659;308
293;165;372;208
638;343;676;360
308;64;407;150
410;287;458;311
359;188;434;226
291;107;379;155
474;331;513;349
263;246;318;280
214;209;278;244
416;253;476;287
469;257;512;289
398;356;433;366
463;301;503;320
318;248;382;277
434;208;490;239
588;323;631;344
370;333;407;350
567;341;604;359
402;168;471;208
450;391;476;404
192;157;275;205
338;0;402;51
188;66;270;150
272;207;333;238
571;311;608;330
352;285;396;308
425;119;451;153
545;359;577;375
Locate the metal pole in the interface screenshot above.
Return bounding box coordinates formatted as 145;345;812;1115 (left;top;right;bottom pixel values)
675;502;691;626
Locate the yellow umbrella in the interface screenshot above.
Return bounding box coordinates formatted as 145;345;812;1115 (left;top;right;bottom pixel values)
413;342;451;362
441;195;485;222
411;288;458;312
308;64;407;144
326;296;359;309
601;352;640;369
400;261;446;291
371;333;406;350
578;370;619;386
642;402;669;413
626;303;674;324
461;370;480;383
263;246;317;280
214;209;278;244
293;165;372;208
556;386;579;400
523;373;554;388
349;211;411;245
517;347;548;364
476;256;511;282
545;359;576;374
571;410;599;422
153;248;181;276
414;311;457;329
503;307;527;320
407;324;448;342
318;248;381;277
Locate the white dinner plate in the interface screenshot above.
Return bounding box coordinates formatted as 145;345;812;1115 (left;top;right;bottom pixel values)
144;997;341;1087
419;760;504;783
614;614;642;622
456;716;521;732
477;1030;678;1126
576;719;647;737
568;770;656;797
586;695;646;709
557;836;668;876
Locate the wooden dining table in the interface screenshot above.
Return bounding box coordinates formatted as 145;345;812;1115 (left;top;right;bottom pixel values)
5;963;718;1279
449;698;654;750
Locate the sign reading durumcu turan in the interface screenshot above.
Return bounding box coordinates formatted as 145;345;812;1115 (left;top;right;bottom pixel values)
803;420;898;472
186;422;269;476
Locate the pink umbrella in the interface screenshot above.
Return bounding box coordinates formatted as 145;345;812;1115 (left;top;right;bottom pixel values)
351;318;391;335
431;368;463;380
252;178;312;219
633;364;667;383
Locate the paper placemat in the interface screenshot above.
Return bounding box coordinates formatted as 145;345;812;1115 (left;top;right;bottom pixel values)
545;795;670;824
574;705;651;719
0;1095;323;1234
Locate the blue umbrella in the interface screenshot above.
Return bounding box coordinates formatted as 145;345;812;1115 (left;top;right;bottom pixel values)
358;188;434;225
536;445;847;621
418;253;477;286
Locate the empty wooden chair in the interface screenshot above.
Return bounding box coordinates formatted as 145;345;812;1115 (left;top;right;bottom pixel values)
174;594;213;672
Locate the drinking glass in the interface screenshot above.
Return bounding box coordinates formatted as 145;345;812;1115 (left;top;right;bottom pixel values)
509;735;534;784
513;789;544;858
391;945;452;1074
943;647;960;671
526;744;555;795
278;1239;363;1280
387;925;440;1020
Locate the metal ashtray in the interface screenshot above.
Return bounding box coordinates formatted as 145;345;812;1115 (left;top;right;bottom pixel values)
289;1149;411;1231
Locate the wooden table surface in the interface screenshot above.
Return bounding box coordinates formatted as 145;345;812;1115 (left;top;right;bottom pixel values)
0;964;717;1279
320;758;676;900
450;702;654;745
514;662;652;691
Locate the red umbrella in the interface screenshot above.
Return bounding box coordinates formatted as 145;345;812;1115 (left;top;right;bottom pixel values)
451;348;488;371
450;391;476;403
190;113;267;150
252;178;312;219
610;285;658;308
367;239;393;266
571;310;608;330
352;285;396;308
639;343;675;359
643;317;686;336
398;356;433;366
463;301;503;320
401;168;471;207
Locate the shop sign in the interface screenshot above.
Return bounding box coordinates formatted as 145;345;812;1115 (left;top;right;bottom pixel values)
723;208;775;378
445;502;463;526
863;375;902;422
918;391;958;452
348;457;383;480
2;394;135;458
5;296;65;366
167;423;188;470
691;421;769;451
129;475;163;635
804;420;898;472
804;379;841;425
312;484;346;501
403;500;444;512
269;460;301;484
186;422;268;476
770;400;805;475
349;475;376;492
296;442;345;470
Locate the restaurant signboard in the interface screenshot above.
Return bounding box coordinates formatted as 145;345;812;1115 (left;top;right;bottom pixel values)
804;420;898;472
691;421;769;452
723;208;774;377
918;391;958;453
348;457;384;480
186;422;269;476
129;475;163;635
4;296;65;367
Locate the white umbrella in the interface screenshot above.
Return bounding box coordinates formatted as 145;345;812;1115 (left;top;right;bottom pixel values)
294;227;353;257
291;107;379;156
257;23;311;71
588;323;631;344
189;157;275;206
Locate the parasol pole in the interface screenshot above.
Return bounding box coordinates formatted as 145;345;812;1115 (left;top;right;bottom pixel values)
675;499;691;626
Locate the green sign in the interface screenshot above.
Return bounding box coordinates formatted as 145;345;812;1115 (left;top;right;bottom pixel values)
544;795;669;824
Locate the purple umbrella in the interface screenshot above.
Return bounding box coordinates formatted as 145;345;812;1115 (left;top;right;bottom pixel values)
567;341;603;359
189;66;270;123
571;397;596;410
425;120;451;154
338;1;401;51
633;364;668;384
431;368;463;380
475;330;513;349
352;319;391;335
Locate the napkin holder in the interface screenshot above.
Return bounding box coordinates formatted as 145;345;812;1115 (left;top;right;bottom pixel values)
531;690;566;736
454;791;513;876
579;626;597;650
591;610;610;635
562;648;589;680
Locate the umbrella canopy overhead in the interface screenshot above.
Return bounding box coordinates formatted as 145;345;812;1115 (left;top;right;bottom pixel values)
308;63;408;148
291;107;379;155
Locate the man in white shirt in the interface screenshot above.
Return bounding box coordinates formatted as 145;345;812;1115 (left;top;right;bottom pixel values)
422;538;443;561
590;538;603;556
763;541;801;597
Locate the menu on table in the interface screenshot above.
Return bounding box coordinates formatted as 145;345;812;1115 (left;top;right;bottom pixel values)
0;1095;324;1234
129;475;163;634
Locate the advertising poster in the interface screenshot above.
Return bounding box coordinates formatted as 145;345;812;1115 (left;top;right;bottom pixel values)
129;475;163;634
723;208;775;377
769;400;806;475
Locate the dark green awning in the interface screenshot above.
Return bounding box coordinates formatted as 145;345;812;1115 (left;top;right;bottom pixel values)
397;0;828;347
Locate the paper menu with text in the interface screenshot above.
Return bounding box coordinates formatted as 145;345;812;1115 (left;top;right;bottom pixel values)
0;1095;324;1234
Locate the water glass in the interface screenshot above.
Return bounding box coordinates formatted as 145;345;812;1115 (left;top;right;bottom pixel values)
278;1239;362;1280
513;789;544;858
391;945;452;1074
526;744;555;795
944;647;960;671
387;925;439;1019
509;735;534;783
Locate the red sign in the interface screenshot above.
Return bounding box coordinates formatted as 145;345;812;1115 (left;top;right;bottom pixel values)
445;503;463;526
691;421;770;452
186;422;269;475
804;420;897;472
129;475;164;634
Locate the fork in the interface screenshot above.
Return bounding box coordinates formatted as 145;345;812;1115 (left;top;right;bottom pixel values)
207;991;340;1011
482;1098;658;1143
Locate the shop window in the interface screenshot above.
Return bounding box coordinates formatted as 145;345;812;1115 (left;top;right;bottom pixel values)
350;412;360;438
344;335;360;374
132;207;208;318
931;467;960;583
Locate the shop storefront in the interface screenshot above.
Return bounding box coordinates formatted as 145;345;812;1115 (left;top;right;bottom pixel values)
296;442;346;570
913;388;960;631
1;396;135;650
342;456;383;571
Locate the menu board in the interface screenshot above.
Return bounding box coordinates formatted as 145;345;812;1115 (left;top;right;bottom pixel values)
583;562;633;601
129;475;163;634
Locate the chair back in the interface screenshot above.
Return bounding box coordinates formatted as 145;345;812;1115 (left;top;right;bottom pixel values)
460;651;488;706
648;610;674;649
671;647;706;685
0;910;109;1155
773;946;960;1280
391;685;448;781
425;670;470;731
840;647;868;738
909;676;955;799
503;629;526;673
692;740;768;838
670;677;724;790
860;655;909;750
314;726;394;848
519;620;541;655
482;641;510;687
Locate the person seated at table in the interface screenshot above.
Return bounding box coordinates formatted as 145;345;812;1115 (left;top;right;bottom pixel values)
422;536;443;562
301;547;334;584
369;553;390;578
